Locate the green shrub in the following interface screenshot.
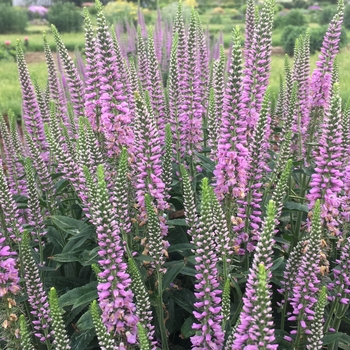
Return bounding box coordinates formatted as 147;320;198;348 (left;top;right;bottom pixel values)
282;25;348;56
0;4;27;34
282;25;307;56
284;9;307;26
103;0;138;25
48;2;83;32
309;26;347;54
344;4;350;29
209;14;223;24
318;6;337;25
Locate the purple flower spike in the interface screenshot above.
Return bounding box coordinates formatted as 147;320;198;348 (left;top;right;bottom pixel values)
232;201;277;349
191;178;224;350
306;83;343;236
84;165;138;341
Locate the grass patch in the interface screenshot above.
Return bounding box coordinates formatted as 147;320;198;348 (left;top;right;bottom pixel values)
0;31;85;52
0;61;47;116
270;48;350;103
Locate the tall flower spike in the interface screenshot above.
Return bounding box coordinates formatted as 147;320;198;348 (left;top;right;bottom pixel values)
51;24;85;121
0;114;26;195
191;178;224;350
214;26;247;202
0;159;23;241
213;45;225;139
128;258;155;348
8;109;25;158
111;147;132;242
244;0;256;60
162;124;173;194
48;287;71;349
306;286;327;350
24;132;54;200
238;0;274;140
147;26;166;139
21;231;52;343
133;92;167;214
172;0;187;84
95;0;134;157
83;164;138;339
111;27;132;101
43;32;70;133
209;186;232;277
137;25;150;94
236;89;272;248
195;11;209;109
309;0;344;111
145;194;166;269
306;83;343;236
83;8;101;131
24;158;46;243
271;159;293;219
207;87;218;153
32;76;50;126
16;41;46;154
167;33;182;160
342;98;350;159
288;200;322;344
177;9;202;159
19;315;35;350
138;323;152;350
232;200;277;349
179;164;198;238
90;300;116;350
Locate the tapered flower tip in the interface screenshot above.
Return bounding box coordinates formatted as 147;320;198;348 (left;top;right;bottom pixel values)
15;39;23;52
201;177;209;191
96;164;105;183
258;263;267;284
50;24;58;34
83;7;89;17
95;0;103;11
266;200;276;217
338;0;344;12
332;82;340;95
312;199;321;221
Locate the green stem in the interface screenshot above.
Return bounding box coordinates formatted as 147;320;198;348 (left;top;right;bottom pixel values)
156;270;168;350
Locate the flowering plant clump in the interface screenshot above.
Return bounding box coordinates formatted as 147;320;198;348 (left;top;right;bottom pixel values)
1;0;350;348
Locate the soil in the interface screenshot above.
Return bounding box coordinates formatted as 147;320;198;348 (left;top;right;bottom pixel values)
24;51;75;64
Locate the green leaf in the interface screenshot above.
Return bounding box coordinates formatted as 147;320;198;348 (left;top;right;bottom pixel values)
167;219;188;227
72;290;98;310
284;201;309;213
80;247;99;266
70;328;95;350
322;332;344;345
59;282;98;308
171;289;196;313
168;243;194;253
180;266;196;277
180;316;196;338
55;179;70;194
133;254;155;262
62;226;96;253
272;257;285;271
52;252;81;263
162;261;185;291
51;216;88;235
76;310;94;331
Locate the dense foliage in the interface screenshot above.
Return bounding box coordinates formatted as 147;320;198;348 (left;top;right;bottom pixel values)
48;2;83;32
1;0;350;349
0;4;27;34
